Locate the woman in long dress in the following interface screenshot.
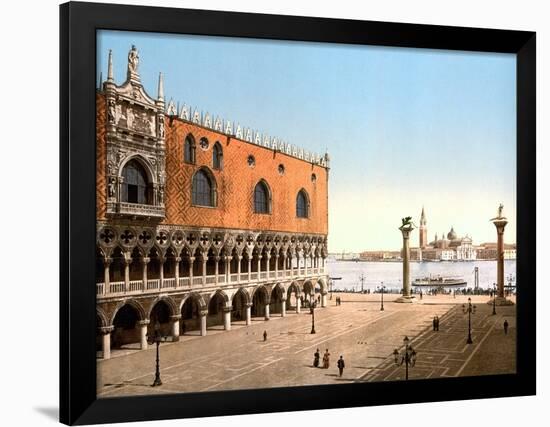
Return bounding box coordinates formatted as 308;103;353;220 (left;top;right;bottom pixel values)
322;349;330;369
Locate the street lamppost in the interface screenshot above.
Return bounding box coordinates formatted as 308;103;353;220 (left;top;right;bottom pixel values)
310;295;316;334
147;320;165;387
393;336;417;380
379;282;386;311
492;282;497;315
462;297;477;344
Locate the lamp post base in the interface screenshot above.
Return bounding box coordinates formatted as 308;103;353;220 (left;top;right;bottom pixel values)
394;295;416;304
487;297;515;306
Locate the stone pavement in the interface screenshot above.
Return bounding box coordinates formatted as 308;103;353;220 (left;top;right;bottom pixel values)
97;293;516;397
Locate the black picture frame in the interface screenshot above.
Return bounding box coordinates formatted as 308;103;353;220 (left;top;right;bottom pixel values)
60;1;536;425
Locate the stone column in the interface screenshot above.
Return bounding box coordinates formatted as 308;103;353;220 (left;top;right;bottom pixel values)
159;257;165;290
245;303;252;325
275;254;279;277
223;306;232;331
170;315;181;341
124;253;131;292
237;256;242;282
265;254;271;277
199;309;208;336
321;292;327;308
225;255;232;284
490;209;513;306
290;253;295;277
103;257;111;296
296;294;301;314
175;256;181;286
100;326;113;359
215;256;220;284
138;319;150;350
189;256;195;285
281;298;287;317
201;253;207;285
396;225;415;303
264;300;270;320
247;255;252;281
257;255;262;276
141;257;150;290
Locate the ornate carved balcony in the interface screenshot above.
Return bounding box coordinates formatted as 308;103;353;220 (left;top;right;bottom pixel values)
106;201;165;219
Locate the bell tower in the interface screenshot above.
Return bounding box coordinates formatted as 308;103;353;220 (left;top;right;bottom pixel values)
419;206;428;249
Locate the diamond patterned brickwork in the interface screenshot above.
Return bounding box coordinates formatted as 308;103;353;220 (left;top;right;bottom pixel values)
164;120;328;234
96;94;328;235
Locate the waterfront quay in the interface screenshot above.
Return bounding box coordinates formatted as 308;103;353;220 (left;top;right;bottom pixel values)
97;292;515;397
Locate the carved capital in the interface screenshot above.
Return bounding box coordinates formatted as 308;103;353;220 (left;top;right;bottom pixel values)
170;315;182;322
223;306;233;313
199;309;209;317
138;319;150;326
141;257;150;265
99;326;114;335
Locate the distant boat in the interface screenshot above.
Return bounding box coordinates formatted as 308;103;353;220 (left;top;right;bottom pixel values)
413;275;467;287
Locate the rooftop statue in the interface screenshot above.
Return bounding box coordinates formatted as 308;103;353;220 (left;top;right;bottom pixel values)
128;45;139;75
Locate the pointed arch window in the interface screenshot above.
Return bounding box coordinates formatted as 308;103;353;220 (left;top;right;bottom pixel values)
192;169;217;207
121;160;149;204
296;189;309;218
254;181;271;214
213;142;223;170
184;134;196;164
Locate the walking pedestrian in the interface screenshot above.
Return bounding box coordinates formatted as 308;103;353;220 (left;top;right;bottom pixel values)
420;290;423;300
313;348;320;367
322;349;331;369
503;319;509;335
337;355;345;377
435;315;440;331
263;330;267;341
432;316;437;331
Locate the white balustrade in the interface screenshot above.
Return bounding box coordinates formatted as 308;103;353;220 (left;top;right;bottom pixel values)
96;283;104;295
178;277;190;287
250;272;258;280
128;280;142;292
147;279;160;290
205;275;217;284
230;274;239;282
109;281;125;294
162;278;176;288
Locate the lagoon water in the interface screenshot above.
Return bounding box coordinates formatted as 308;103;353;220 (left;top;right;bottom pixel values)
326;259;516;292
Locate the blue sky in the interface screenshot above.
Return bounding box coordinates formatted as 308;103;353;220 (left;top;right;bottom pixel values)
98;30;516;252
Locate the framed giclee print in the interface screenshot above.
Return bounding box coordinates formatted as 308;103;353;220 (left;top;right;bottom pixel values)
60;1;536;425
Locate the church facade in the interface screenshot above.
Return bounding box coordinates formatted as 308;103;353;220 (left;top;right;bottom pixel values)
412;208;477;261
95;46;330;359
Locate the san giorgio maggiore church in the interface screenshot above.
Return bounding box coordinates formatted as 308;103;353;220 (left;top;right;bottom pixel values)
95;46;330;359
412;207;477;261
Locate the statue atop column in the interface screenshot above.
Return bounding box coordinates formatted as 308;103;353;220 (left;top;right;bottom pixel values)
498;203;504;218
127;45;140;81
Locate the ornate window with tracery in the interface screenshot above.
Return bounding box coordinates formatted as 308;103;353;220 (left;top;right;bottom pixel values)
254;181;271;214
192;169;216;207
296;189;309;218
184;134;196;164
213;142;223;170
121;160;149;204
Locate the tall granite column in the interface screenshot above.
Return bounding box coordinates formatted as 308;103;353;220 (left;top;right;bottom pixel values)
396;221;415;303
489;204;514;306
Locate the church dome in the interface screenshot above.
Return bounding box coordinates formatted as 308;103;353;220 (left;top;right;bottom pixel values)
447;227;457;241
